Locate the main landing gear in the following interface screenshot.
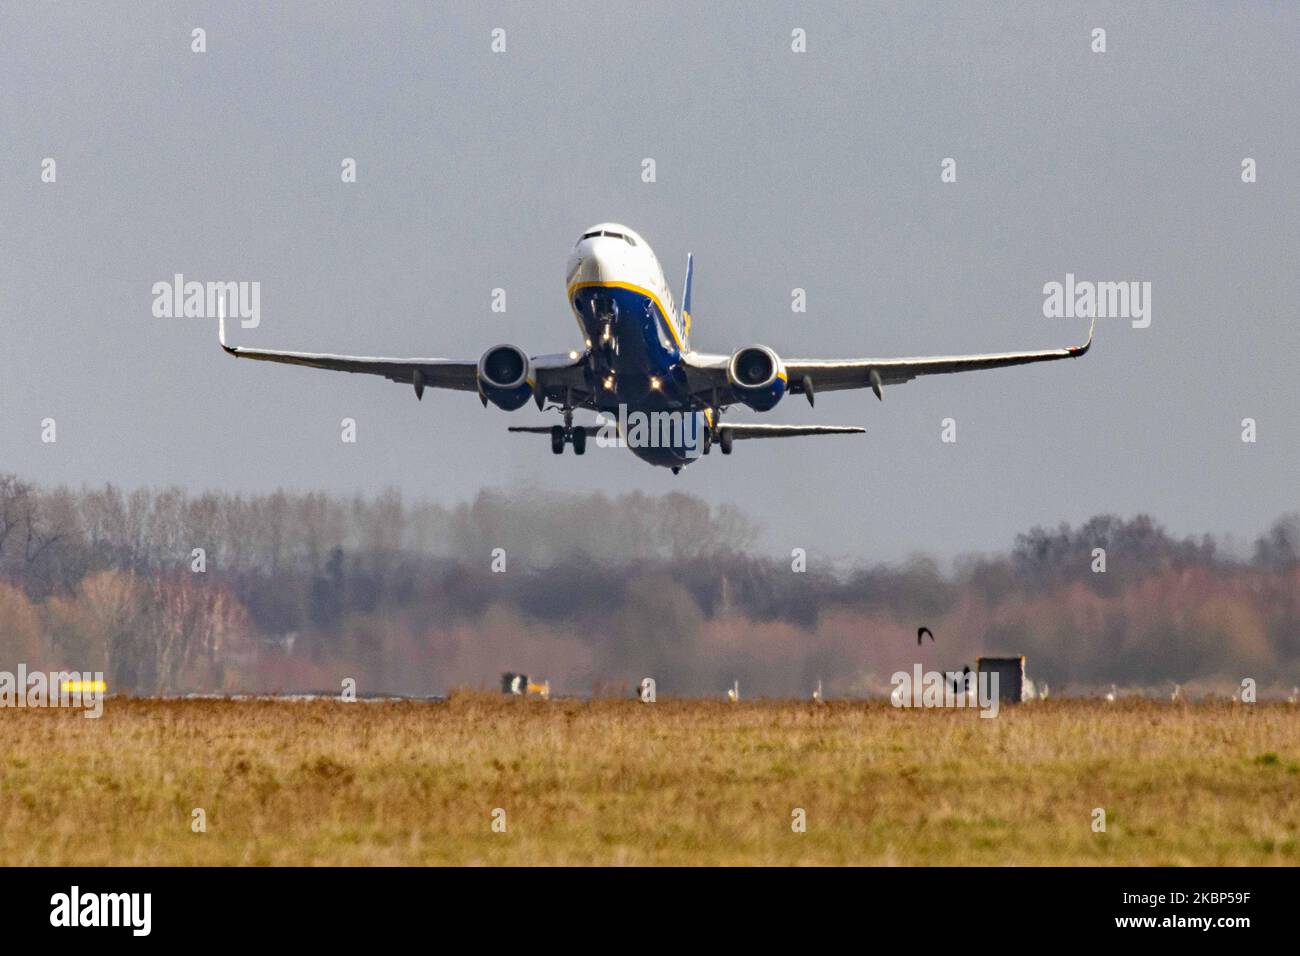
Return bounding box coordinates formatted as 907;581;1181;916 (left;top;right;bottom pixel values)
705;395;732;455
550;405;586;455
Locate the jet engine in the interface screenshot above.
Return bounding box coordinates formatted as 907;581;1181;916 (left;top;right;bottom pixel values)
727;345;787;411
477;344;534;411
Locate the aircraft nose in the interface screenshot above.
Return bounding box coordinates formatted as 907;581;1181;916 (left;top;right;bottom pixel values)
573;238;617;283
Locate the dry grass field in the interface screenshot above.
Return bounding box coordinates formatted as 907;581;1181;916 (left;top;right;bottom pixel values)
1;694;1297;865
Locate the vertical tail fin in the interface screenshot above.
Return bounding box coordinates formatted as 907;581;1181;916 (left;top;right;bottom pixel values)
681;252;694;340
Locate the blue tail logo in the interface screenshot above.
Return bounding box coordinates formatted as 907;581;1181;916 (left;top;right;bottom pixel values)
681;252;694;340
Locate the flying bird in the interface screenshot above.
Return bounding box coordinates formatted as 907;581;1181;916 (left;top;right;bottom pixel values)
917;626;934;646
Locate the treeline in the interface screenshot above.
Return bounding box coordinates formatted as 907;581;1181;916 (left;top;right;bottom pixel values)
0;474;1296;696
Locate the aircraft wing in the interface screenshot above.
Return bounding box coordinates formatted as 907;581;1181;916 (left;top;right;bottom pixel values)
682;320;1093;401
218;314;587;399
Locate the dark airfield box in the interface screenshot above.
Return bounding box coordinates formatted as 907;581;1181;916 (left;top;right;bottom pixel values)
976;656;1025;704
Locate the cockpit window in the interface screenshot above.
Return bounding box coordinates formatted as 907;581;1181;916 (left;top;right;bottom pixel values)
579;229;636;246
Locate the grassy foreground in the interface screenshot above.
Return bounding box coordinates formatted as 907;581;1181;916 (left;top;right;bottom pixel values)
1;694;1297;865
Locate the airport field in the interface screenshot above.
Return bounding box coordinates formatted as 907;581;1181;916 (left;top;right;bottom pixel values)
2;694;1297;865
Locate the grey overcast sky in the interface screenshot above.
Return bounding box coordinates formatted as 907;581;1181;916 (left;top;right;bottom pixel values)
1;2;1296;563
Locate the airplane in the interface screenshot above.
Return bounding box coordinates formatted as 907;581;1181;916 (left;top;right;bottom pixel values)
219;222;1093;473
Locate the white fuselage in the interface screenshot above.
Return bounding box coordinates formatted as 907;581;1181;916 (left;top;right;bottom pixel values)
563;223;705;466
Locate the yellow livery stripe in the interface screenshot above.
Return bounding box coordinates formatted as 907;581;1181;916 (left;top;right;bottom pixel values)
567;281;685;351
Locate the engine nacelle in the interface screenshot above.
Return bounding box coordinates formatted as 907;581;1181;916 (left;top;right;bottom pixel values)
727;345;787;411
477;344;534;411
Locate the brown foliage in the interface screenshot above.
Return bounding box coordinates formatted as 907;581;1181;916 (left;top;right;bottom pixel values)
0;473;1295;697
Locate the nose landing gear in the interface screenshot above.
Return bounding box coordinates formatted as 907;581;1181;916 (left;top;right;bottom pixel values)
591;295;620;361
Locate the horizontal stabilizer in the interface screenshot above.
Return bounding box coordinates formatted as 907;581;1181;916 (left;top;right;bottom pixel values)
720;423;865;440
509;422;864;441
507;425;605;436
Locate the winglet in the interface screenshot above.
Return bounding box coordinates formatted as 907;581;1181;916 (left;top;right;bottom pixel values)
217;295;234;355
1070;317;1096;356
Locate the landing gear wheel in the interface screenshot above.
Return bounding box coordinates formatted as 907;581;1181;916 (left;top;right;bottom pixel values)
551;425;565;454
720;429;733;455
702;428;712;455
571;427;587;455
